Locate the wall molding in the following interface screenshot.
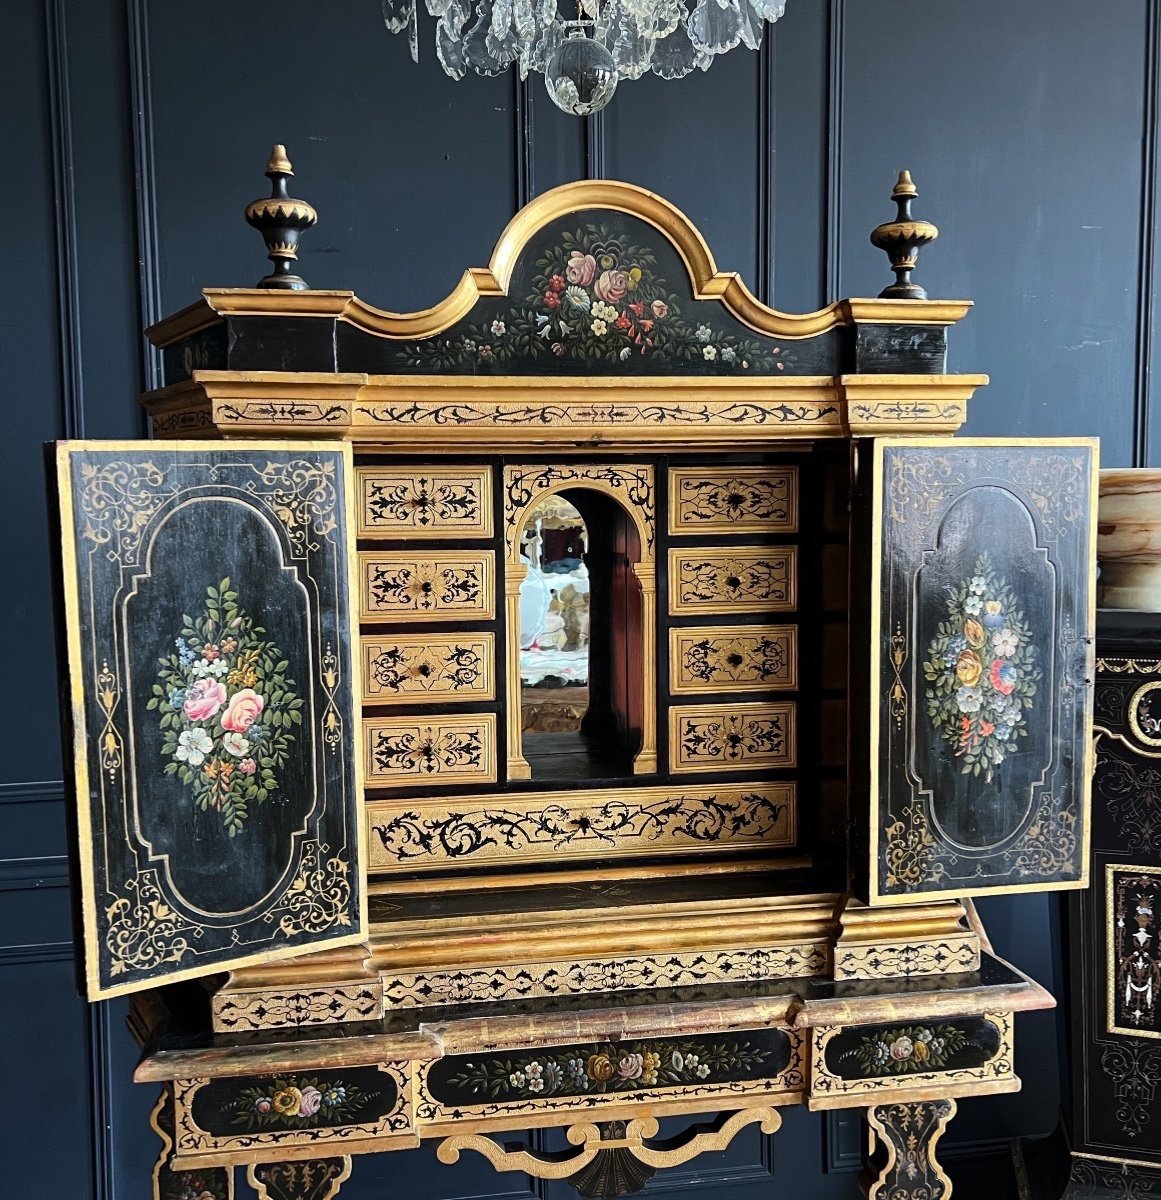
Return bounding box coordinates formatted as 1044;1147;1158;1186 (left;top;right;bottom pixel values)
0;941;74;967
824;0;845;303
513;73;534;209
1135;0;1161;467
126;0;162;391
0;779;65;805
756;36;775;306
0;855;70;891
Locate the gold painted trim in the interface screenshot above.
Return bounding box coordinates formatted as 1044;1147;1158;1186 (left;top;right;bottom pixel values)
667;465;798;536
669;701;796;774
1129;681;1161;747
669;624;798;695
358;550;496;623
1105;861;1161;1039
866;436;1099;906
366;781;797;874
360;633;495;705
355;464;493;539
57;439;367;1002
146;180;974;347
1070;1151;1161;1172
364;713;497;789
1097;656;1161;676
667;545;798;615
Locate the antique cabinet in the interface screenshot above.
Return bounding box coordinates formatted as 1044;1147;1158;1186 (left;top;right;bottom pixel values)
53;154;1098;1200
1064;611;1161;1196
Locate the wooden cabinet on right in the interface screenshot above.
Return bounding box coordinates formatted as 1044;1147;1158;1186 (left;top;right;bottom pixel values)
1065;610;1161;1195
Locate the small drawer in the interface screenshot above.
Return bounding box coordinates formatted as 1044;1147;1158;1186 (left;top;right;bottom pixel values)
364;713;498;788
356;465;493;538
670;624;797;695
359;551;495;622
172;1063;415;1168
362;633;495;704
669;701;796;773
668;545;797;614
668;466;798;535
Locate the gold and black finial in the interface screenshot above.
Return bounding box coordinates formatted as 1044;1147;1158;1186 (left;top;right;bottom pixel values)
244;145;318;290
869;170;939;300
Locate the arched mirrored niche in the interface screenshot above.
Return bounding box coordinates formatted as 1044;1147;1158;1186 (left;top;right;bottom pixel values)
504;466;657;783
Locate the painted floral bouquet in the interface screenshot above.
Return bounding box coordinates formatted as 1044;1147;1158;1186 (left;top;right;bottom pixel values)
922;553;1039;781
148;579;302;835
846;1024;972;1076
396;221;784;371
227;1075;368;1130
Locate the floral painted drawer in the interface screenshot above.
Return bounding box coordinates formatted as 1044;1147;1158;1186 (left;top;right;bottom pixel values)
171;1064;415;1169
416;1028;805;1132
807;1012;1015;1109
356;465;493;539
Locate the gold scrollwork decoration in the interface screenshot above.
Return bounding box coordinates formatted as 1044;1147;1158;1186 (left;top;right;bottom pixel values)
76;459;168;565
255;457;340;554
436;1107;781;1181
889;624;908;729
105;870;199;978
269;841;353;937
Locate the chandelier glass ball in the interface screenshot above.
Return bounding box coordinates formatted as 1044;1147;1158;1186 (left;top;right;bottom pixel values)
381;0;788;115
544;31;619;116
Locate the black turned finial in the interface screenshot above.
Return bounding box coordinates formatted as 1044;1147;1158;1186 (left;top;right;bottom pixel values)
869;169;939;300
244;145;318;290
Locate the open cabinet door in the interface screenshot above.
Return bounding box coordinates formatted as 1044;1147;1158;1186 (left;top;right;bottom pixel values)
55;441;365;998
859;437;1097;905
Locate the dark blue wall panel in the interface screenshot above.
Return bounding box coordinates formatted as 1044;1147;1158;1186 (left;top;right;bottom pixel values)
3;0;1154;1195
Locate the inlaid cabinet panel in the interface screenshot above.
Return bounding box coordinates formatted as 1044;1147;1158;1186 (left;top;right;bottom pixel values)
667;466;798;535
361;634;494;704
669;624;797;694
669;702;796;773
358;551;495;622
364;714;497;788
356;465;493;539
667;546;798;614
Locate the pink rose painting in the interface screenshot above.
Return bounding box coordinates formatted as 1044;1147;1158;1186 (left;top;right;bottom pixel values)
221;688;265;733
298;1086;323;1118
183;678;226;722
594;268;628;305
566;249;597;286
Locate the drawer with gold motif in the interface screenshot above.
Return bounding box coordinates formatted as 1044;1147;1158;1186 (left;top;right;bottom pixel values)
358;551;495;622
356;465;493;538
361;633;495;704
364;713;498;788
667;466;798;535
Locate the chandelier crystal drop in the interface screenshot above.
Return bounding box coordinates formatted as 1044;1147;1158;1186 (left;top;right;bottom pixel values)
381;0;787;115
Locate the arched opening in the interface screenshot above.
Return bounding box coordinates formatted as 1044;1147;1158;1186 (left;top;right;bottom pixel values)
516;488;644;781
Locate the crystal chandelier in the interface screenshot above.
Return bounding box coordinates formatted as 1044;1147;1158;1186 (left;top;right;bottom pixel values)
381;0;788;116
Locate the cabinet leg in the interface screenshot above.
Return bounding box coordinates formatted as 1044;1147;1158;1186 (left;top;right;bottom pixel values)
246;1158;353;1200
150;1088;234;1200
863;1099;956;1200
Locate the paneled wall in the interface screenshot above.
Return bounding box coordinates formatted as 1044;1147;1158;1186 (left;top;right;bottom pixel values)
3;0;1155;1195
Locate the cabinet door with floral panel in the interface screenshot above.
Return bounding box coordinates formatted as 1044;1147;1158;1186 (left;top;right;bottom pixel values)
863;438;1097;904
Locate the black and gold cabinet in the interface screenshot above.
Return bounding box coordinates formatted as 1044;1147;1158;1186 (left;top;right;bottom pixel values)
1064;611;1161;1196
51;164;1098;1199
